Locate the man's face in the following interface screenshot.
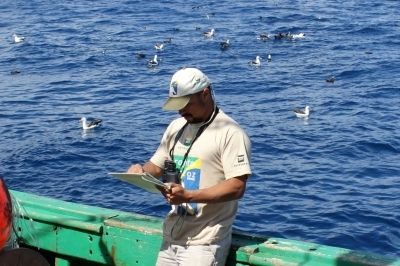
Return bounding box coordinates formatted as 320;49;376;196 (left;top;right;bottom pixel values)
178;91;208;123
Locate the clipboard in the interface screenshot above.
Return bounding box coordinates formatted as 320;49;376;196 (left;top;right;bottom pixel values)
109;172;168;193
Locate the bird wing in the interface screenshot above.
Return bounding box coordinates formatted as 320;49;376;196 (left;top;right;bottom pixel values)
293;108;305;114
88;119;102;127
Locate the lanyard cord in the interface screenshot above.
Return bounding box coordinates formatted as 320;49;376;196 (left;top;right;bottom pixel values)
169;106;219;173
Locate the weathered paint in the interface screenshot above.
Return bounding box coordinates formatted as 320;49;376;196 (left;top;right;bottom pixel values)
10;190;400;266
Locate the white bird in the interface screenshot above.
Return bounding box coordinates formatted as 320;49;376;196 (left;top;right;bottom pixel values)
203;28;215;38
293;106;310;118
12;33;25;43
267;54;272;62
80;117;102;130
249;56;262;66
147;55;158;67
154;43;164;51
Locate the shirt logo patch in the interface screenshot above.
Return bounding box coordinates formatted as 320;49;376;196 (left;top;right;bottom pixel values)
171;81;178;95
237;155;245;163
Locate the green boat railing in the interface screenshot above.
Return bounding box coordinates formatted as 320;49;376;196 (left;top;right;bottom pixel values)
9;190;400;266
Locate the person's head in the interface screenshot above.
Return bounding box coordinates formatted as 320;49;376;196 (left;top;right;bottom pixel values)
163;67;215;123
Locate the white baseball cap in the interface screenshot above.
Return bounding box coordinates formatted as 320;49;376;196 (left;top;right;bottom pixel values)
163;67;211;111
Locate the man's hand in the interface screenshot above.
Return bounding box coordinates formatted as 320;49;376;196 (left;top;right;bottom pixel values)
127;161;163;178
164;183;190;205
127;164;144;173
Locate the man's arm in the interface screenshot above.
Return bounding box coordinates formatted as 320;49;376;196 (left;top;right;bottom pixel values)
165;175;248;205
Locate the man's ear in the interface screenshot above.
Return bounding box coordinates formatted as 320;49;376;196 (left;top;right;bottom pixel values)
202;87;211;96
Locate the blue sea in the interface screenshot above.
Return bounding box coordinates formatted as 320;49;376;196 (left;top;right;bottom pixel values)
1;0;399;259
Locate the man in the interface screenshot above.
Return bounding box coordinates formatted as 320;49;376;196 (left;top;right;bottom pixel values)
128;67;251;266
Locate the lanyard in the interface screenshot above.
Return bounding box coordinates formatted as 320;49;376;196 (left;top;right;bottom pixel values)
169;107;219;173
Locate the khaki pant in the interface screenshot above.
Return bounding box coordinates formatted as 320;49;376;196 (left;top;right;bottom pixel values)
156;236;231;266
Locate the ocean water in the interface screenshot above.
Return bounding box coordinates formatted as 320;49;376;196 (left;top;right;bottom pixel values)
1;0;399;258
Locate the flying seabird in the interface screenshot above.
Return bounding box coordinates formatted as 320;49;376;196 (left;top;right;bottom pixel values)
293;106;310;118
147;55;158;67
249;56;262;67
12;33;25;43
80;117;102;130
203;28;215;38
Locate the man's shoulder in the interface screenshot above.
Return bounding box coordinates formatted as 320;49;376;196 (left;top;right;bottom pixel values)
167;117;186;130
216;110;242;129
170;116;186;124
214;110;250;139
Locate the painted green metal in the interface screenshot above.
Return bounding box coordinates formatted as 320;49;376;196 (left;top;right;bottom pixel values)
9;190;400;266
11;190;162;265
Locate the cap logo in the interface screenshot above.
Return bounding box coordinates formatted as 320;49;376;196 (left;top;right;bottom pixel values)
171;81;178;95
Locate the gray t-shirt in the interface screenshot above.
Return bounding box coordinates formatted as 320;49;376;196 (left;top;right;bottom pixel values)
151;110;251;245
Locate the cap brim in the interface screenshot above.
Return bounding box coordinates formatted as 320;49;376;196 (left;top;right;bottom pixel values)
162;96;191;111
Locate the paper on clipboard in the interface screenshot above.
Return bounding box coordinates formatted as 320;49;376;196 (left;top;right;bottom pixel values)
109;172;167;193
